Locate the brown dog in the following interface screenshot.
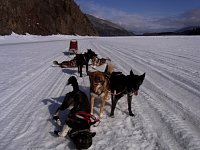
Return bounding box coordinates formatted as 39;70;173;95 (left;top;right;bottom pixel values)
53;56;77;68
88;63;114;118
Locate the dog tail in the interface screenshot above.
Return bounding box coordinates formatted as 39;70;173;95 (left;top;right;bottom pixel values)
53;61;60;66
104;63;114;75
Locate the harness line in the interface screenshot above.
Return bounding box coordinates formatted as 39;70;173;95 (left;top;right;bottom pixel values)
70;129;90;136
110;88;127;96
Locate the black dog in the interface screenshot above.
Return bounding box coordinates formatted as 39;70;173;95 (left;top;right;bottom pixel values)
76;49;97;77
67;112;98;149
109;70;145;117
53;76;97;149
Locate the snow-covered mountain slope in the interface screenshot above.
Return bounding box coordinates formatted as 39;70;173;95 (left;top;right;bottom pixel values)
0;34;200;150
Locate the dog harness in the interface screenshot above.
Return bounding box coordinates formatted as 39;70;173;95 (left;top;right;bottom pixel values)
75;111;100;127
111;88;127;96
83;55;87;63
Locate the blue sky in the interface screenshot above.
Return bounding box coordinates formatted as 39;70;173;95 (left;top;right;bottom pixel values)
75;0;200;33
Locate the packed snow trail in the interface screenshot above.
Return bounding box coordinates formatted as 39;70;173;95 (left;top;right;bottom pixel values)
0;35;200;150
89;37;200;150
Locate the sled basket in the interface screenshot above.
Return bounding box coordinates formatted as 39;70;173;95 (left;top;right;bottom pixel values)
69;39;78;54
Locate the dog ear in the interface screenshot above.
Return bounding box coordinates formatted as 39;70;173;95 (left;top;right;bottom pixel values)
142;73;145;78
89;121;96;126
130;70;134;75
140;73;145;81
90;132;96;137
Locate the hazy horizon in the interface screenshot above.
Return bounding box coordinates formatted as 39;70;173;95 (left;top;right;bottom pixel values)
75;0;200;33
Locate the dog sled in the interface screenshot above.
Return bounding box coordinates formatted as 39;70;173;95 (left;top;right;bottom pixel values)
68;39;78;55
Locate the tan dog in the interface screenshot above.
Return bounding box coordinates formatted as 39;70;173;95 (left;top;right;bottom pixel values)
88;63;114;118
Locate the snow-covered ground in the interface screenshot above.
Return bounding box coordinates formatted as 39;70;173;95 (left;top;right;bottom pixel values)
0;33;200;150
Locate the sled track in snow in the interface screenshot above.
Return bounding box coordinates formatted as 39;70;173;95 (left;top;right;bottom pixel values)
0;42;69;149
141;89;200;150
0;65;65;149
1;37;200;150
89;39;200;150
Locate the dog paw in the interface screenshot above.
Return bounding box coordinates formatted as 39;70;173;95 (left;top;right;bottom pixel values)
53;116;61;126
54;130;60;136
129;113;135;117
53;115;59;120
109;114;114;118
99;113;103;118
57;119;61;126
54;130;65;137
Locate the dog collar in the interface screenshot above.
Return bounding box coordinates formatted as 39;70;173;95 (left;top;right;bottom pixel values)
91;92;105;97
70;129;91;137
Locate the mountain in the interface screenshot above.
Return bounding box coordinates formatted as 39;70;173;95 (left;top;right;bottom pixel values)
175;26;200;35
142;26;200;36
86;14;135;36
0;0;98;36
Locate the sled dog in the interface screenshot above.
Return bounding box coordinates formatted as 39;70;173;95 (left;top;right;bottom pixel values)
109;71;145;117
53;76;97;149
53;57;77;68
76;49;97;77
88;63;114;118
